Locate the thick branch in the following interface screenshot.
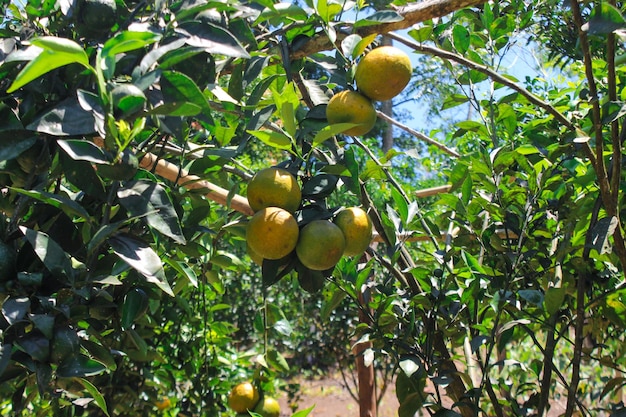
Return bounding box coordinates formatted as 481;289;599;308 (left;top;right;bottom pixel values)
291;0;488;59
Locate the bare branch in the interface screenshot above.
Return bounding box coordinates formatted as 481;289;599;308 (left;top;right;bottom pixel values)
291;0;488;59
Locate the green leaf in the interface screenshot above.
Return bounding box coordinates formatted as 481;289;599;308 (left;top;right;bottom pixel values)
19;227;75;280
75;377;110;417
175;21;250;59
16;333;49;362
57;139;108;164
0;134;37;161
118;180;186;245
145;102;202;117
161;70;210;112
101;31;161;80
0;343;12;379
452;24;470;55
354;10;404;27
312;123;359;146
321;284;346;321
584;3;626;35
57;354;107;378
108;233;173;296
266;348;289;373
291;405;316;417
10;188;91;223
7;37;91;92
248;129;294;151
27;96;100;136
544;287;565;316
121;288;149;331
1;297;30;325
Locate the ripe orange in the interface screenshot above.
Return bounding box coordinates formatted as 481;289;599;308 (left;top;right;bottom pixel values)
228;382;260;413
246;207;299;260
334;207;373;257
326;90;377;136
247;167;301;213
296;220;346;271
155;397;171;410
355;46;412;101
253;397;281;417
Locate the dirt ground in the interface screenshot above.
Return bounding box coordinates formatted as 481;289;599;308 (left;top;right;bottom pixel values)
277;373;571;417
278;373;399;417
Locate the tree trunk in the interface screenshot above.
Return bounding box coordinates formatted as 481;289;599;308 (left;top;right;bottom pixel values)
356;290;377;417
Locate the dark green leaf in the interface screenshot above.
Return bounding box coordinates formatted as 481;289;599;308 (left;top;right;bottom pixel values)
0;343;11;379
121;288;149;331
11;188;91;222
301;174;338;199
19;227;75;280
27;97;99;136
30;314;54;339
1;298;30;325
118;180;186;245
176;21;250;59
588;216;618;255
0;134;36;161
57;354;107;378
57;139;108;164
16;334;49;362
108;234;173;296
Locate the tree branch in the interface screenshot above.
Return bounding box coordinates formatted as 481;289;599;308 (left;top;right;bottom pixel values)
290;0;488;59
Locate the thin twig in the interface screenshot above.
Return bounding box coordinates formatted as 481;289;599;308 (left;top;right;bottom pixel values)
376;110;460;158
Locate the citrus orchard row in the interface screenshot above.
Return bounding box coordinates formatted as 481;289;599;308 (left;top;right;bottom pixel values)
228;381;280;417
326;45;412;137
245;167;373;290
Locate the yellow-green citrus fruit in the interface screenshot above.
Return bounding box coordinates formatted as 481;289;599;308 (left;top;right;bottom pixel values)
296;220;346;271
355;46;412;101
228;382;260;413
247;207;299;260
326;90;377;136
253;397;281;417
334;207;373;257
247;167;301;213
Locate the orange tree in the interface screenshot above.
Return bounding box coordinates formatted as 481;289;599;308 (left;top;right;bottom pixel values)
2;0;626;416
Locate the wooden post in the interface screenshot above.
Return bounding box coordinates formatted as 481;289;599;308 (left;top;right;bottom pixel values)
356;290;376;417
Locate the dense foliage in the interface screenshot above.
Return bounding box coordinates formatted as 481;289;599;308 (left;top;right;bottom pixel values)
2;0;626;416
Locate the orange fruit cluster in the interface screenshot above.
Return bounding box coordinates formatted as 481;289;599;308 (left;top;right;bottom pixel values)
326;45;412;137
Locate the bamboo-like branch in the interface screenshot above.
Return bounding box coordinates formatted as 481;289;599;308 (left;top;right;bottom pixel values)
290;0;488;59
138;151;255;217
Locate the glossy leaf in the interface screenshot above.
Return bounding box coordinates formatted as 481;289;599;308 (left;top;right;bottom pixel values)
118;180;186;245
57;354;107;378
19;227;75;280
75;378;110;417
27;97;99;136
7;37;91;92
175;21;250;59
108;234;173;296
